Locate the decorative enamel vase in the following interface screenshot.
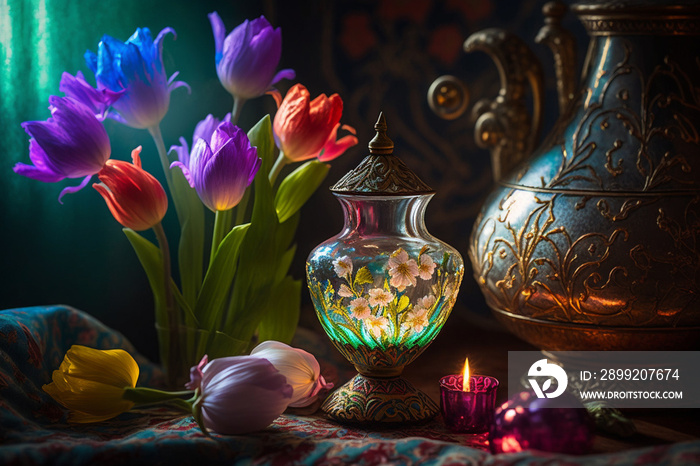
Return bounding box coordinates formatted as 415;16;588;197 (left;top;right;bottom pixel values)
306;113;464;424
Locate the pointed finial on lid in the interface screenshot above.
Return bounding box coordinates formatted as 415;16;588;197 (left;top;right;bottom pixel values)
368;112;394;155
330;111;434;195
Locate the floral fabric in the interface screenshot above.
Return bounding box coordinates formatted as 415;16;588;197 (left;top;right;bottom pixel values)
1;306;699;465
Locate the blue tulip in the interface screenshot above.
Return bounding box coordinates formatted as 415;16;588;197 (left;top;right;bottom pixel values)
85;27;189;129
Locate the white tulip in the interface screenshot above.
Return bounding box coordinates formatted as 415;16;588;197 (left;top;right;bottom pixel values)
251;341;333;407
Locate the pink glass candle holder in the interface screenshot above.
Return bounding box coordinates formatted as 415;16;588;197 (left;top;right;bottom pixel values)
439;374;499;433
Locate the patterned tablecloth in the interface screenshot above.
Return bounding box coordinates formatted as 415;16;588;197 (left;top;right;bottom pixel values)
1;305;699;465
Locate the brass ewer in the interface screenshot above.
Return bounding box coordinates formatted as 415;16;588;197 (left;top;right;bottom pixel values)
430;0;700;350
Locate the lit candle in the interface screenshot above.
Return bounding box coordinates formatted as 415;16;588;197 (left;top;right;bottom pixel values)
439;357;499;433
462;357;470;391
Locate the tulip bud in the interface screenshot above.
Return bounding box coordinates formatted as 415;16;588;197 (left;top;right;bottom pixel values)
251;341;334;408
273;84;358;163
43;345;139;423
169;113;231;169
84;27;189;129
93;146;168;231
170;122;261;212
209;13;295;101
187;355;293;435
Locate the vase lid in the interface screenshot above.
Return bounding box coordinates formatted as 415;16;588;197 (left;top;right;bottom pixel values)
330;113;434;196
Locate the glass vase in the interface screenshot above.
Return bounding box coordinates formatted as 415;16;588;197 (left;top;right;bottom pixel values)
306;113;464;424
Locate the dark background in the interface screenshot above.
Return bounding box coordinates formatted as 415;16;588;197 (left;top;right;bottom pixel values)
0;0;587;361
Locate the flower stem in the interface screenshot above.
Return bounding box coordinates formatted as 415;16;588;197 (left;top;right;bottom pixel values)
231;97;246;126
192;392;210;437
123;387;194;405
168;398;195;413
148;125;173;190
269;152;288;186
210;209;230;264
153;221;180;388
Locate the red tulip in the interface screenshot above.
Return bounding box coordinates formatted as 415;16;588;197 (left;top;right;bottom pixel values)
273;83;357;163
93;146;168;231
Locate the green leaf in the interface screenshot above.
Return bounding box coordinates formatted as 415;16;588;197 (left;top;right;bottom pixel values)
275;212;300;256
248;119;277;228
123;229;166;324
257;276;301;344
207;331;250;359
354;266;374;286
219;115;307;348
169;153;205;317
224;121;281;332
195;223;250;331
274;160;329;223
248;115;276;177
227;290;273;343
170;278;198;326
228;212;298;342
275;245;297;284
441;252;450;271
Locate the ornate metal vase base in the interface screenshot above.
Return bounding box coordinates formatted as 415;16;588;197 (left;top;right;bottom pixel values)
321;374;438;424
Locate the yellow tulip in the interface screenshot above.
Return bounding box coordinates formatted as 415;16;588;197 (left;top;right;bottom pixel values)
43;345;139;423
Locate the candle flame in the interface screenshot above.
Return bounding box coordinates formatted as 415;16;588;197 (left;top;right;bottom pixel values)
462;357;470;392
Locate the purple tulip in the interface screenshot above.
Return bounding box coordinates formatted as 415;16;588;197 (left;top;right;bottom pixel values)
58;71;124;121
169;113;231;170
209;13;295;102
14;96;111;203
170;121;261;212
186;355;293;435
85;27;189;129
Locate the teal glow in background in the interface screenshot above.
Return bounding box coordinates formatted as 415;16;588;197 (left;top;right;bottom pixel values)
1;0;584;361
0;0;274;359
